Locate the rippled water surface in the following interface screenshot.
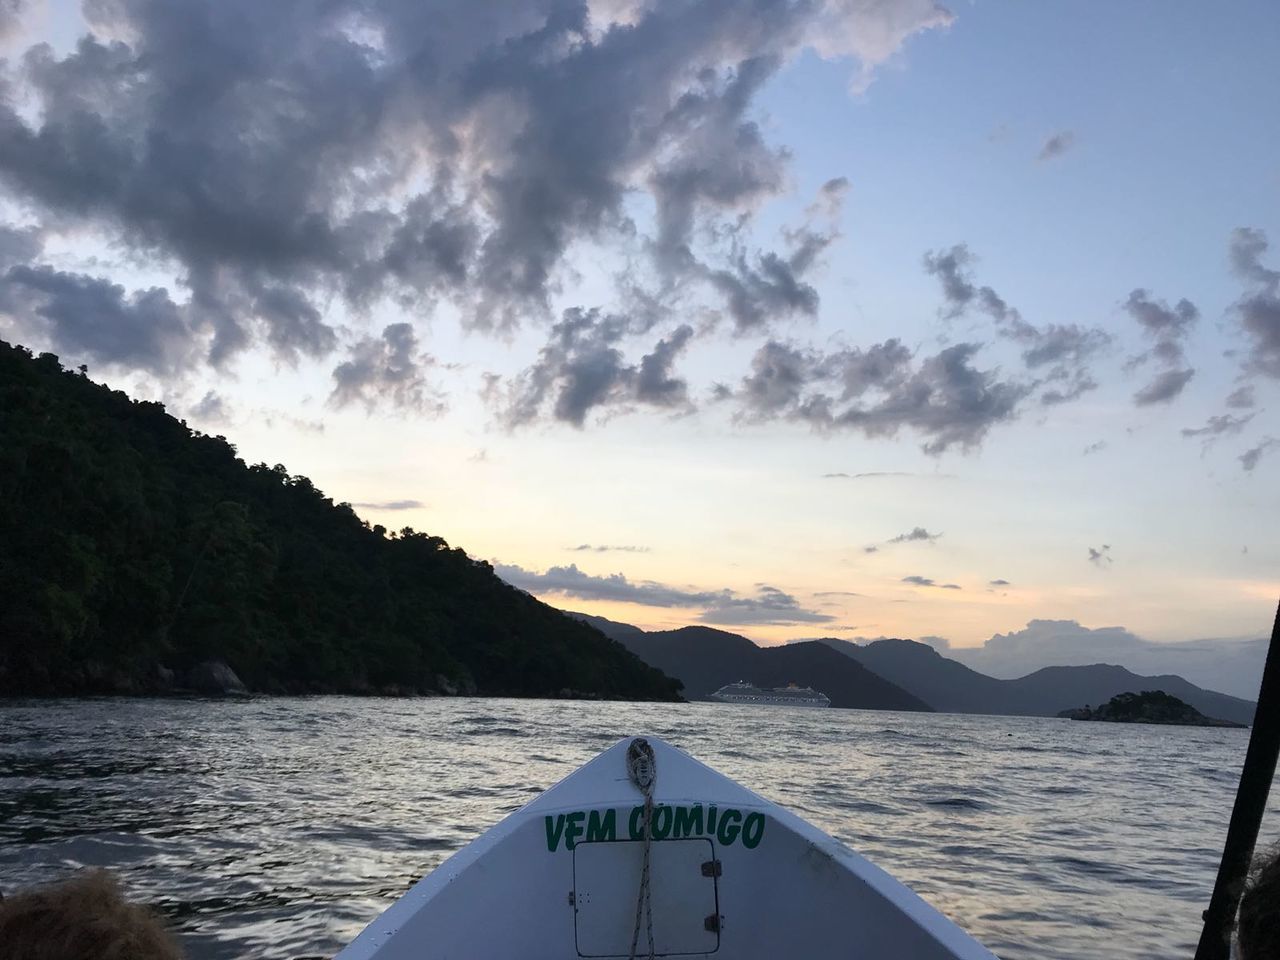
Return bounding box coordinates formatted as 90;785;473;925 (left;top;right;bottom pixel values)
2;698;1275;959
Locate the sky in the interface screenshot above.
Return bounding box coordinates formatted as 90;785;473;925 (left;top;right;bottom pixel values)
0;0;1277;651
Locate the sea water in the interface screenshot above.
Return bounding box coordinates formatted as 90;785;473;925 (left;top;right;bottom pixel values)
1;697;1274;960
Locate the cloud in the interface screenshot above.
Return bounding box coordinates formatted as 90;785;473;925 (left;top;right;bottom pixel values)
189;390;232;426
1239;437;1278;472
494;561;832;625
0;0;949;393
1083;440;1107;456
1088;544;1112;567
260;411;325;434
1225;385;1256;409
568;544;651;554
733;337;1029;454
351;499;426;511
949;619;1268;698
330;323;443;413
923;243;1109;406
0;0;26;39
1036;130;1076;162
888;526;941;544
1229;227;1280;379
901;575;960;589
698;584;836;625
988;578;1010;586
1133;367;1195;406
1122;288;1199;405
863;545;880;554
1181;413;1255;441
0;265;197;375
494;308;695;428
823;471;957;480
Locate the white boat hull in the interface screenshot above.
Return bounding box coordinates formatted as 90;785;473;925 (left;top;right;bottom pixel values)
337;736;996;959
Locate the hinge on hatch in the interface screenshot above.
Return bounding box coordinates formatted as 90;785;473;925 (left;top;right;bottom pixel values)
704;914;721;933
700;859;722;878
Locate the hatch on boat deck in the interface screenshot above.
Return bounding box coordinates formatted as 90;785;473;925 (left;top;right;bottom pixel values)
573;838;720;957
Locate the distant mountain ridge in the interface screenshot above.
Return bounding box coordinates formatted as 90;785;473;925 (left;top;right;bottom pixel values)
943;619;1267;700
571;615;931;712
812;637;1257;726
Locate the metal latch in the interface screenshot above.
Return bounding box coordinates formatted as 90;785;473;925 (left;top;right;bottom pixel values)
700;859;721;878
704;914;721;933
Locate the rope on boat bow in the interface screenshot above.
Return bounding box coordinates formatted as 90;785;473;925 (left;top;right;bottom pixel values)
626;737;657;960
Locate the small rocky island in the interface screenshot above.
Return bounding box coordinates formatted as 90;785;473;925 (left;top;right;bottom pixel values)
1058;690;1247;728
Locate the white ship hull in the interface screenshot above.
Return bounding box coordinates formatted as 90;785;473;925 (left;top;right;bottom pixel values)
711;692;830;707
337;736;996;960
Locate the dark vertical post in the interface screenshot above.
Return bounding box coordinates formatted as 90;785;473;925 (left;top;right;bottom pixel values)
1194;598;1280;960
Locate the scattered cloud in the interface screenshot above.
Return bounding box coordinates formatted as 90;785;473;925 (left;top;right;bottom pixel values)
260;412;325;434
822;471;956;480
492;309;695;428
189;391;232;426
1225;385;1257;409
901;575;961;589
1239;437;1279;472
494;562;832;625
888;526;941;544
1088;544;1112;567
732;338;1030;455
863;545;880;554
351;499;426;511
923;243;1109;408
1122;289;1199;406
1037;130;1076;162
698;585;836;626
568;544;651;554
1083;440;1107;456
330;324;444;414
989;578;1010;586
1181;413;1255;442
1229;228;1280;379
1133;367;1196;406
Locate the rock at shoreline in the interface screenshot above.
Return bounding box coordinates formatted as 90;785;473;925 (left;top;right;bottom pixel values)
187;661;248;696
1057;690;1246;728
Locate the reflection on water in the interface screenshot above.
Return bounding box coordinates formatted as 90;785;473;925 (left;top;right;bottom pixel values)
0;697;1273;959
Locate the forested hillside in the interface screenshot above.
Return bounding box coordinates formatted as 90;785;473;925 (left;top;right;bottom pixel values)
0;341;681;701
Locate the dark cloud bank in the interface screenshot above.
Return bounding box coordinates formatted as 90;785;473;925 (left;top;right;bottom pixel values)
1;3;1273;468
0;0;948;425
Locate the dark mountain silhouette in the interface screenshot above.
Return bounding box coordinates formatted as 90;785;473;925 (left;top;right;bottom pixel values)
814;637;1257;726
0;341;681;701
572;615;930;712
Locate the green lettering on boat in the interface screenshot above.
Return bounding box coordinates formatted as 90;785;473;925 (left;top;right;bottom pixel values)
628;804;645;840
716;808;742;845
545;814;567;852
586;808;616;843
651;805;672;839
742;811;765;848
563;811;586;850
673;804;704;838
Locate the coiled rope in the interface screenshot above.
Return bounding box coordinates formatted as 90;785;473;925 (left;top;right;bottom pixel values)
626;737;657;960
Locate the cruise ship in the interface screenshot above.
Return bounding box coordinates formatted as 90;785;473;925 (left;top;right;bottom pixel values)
710;681;831;708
